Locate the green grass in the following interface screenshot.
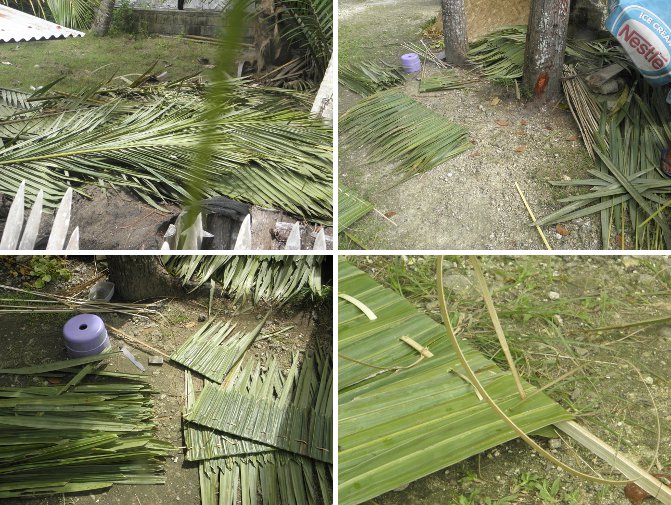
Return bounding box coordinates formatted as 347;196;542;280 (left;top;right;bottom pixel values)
0;36;218;92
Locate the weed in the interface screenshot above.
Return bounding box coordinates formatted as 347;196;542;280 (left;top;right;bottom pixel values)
534;477;562;504
23;257;71;289
109;0;148;38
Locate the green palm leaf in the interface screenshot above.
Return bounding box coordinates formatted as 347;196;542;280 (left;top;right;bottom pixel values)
338;260;572;505
340;89;472;180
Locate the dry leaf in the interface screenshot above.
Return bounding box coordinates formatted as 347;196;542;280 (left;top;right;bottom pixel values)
566;134;578;141
184;321;196;329
544;124;554;131
555;224;570;236
495;119;510;127
490;96;501;106
514;145;527;153
624;474;671;505
384;211;397;218
46;377;63;384
470;151;481;157
520;119;528;126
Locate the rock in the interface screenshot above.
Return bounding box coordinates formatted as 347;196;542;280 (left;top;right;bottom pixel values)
548;291;560;300
553;314;564;326
621;256;640;269
548;438;562;449
198;314;207;322
148;356;164;366
644;376;654;386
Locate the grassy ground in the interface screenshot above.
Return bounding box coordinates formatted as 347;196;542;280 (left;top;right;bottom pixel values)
0;36;218;92
344;255;671;504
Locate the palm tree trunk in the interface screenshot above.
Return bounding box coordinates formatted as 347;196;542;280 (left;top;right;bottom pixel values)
441;0;468;65
90;0;116;36
523;0;571;101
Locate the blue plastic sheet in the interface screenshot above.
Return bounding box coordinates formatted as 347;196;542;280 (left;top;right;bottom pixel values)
606;0;671;86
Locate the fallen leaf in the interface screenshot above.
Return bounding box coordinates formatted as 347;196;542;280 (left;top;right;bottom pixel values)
384;211;397;218
516;129;527;136
555;224;570;236
544;124;554;131
520;119;528;126
490;96;501;106
183;321;196;329
514;145;527;153
495;119;510;127
46;377;63;384
469;151;481;157
566;134;578;141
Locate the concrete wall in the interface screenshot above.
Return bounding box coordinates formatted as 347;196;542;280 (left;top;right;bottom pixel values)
131;9;223;36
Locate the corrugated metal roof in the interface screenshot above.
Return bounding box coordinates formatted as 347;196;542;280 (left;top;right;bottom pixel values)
0;5;85;42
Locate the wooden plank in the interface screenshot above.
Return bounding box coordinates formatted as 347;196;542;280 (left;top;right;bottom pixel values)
556;420;671;505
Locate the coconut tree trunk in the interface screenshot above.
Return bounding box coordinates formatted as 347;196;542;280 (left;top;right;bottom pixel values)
523;0;571;101
90;0;116;36
441;0;468;65
107;256;183;301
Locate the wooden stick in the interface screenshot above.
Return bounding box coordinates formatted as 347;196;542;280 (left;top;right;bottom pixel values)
514;182;552;250
469;256;526;399
556;420;671;505
108;325;172;360
400;336;433;358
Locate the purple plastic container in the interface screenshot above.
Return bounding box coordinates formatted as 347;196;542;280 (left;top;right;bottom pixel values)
63;314;110;357
400;53;421;73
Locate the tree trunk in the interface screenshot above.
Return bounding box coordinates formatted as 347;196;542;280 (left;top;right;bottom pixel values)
107;256;183;301
441;0;468;65
90;0;116;37
523;0;571;102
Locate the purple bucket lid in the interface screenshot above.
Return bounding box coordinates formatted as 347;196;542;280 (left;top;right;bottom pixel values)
63;314;109;356
400;53;421;72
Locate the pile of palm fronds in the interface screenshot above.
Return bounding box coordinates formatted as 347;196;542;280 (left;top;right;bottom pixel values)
467;26;627;83
0;73;333;223
338;260;571;505
165;255;324;304
467;26;528;82
338;187;373;233
537;83;671;249
340;89;472;179
419;72;479;93
338;61;405;96
183;347;332;505
0;356;174;498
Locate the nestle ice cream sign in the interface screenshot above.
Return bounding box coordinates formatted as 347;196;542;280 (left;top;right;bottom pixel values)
606;1;671;86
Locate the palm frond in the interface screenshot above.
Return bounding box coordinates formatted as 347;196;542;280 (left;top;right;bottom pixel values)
171;315;268;383
165;255;324;304
537;83;671;249
281;0;333;81
338;60;405;96
338;260;572;505
45;0;96;29
419;72;479;92
0;77;333;223
338;187;373;232
340;89;472;180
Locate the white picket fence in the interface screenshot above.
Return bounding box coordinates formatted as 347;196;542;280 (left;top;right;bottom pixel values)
0;181;79;250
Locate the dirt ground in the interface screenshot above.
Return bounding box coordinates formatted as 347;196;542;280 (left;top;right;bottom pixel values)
345;255;671;504
0;257;332;505
339;0;601;250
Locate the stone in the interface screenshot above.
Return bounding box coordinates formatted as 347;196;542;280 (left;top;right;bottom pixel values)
148;356;164;366
548;291;560;300
548;438;562;449
644;376;654;386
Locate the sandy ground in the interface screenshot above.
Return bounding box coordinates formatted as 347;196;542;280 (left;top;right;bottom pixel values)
0;257;332;505
344;255;671;504
338;0;602;250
